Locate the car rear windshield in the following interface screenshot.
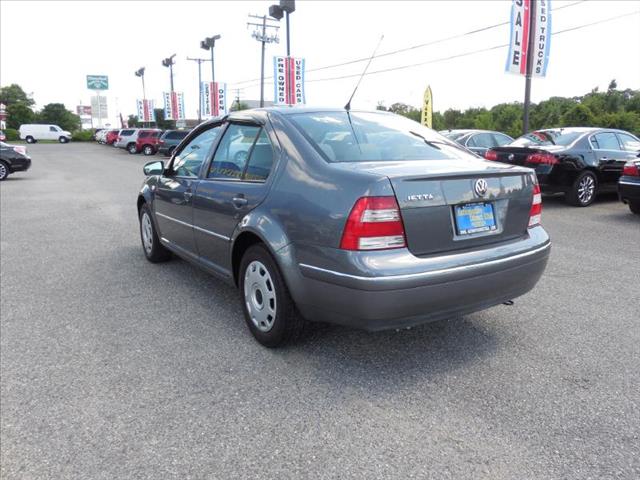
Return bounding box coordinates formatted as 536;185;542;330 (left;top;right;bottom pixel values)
289;112;470;162
166;130;189;140
511;130;584;147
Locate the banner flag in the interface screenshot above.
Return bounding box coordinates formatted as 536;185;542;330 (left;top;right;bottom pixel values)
506;0;551;77
532;0;551;77
421;86;433;128
273;56;306;105
201;82;228;117
136;99;156;122
163;92;185;120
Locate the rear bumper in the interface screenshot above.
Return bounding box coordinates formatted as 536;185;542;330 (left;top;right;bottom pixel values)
618;177;640;203
290;227;551;330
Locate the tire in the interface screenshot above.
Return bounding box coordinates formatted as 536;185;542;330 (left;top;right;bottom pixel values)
59;136;69;143
127;143;138;154
25;136;35;144
0;161;9;181
629;201;640;215
142;145;155;156
239;244;306;347
566;171;598;207
139;204;172;263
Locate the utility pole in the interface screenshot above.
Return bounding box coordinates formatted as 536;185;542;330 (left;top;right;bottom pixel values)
187;57;211;122
248;14;280;107
522;0;536;134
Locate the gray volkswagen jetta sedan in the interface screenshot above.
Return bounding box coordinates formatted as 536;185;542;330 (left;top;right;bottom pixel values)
137;108;550;347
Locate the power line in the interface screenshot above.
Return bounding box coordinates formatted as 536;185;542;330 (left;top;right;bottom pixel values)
302;10;640;84
229;0;587;87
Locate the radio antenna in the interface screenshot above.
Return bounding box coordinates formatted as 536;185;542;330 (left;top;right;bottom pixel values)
344;35;384;111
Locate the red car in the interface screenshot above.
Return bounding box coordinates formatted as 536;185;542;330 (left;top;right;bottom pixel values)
135;129;163;155
105;130;120;145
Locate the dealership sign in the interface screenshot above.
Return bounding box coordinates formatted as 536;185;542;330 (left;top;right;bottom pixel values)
273;56;306;105
201;82;227;117
86;75;109;90
136;99;156;123
505;0;552;77
163;92;185;120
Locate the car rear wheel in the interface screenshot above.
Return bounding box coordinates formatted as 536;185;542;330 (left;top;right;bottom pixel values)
629;201;640;215
239;244;306;347
566;171;597;207
139;204;172;263
143;145;155;156
127;143;138;154
59;136;69;143
25;136;35;144
0;161;9;181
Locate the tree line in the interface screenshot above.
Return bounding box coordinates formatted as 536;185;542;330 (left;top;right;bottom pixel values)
377;80;640;138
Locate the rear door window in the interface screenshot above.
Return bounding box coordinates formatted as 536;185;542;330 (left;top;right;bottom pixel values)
467;133;495;148
120;129;134;136
208;124;261;180
616;132;640;151
493;133;513;146
592;132;621;150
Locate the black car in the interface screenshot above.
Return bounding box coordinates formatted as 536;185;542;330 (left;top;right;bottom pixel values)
440;129;514;156
485;128;640;206
618;160;640;214
157;129;191;156
0;142;31;181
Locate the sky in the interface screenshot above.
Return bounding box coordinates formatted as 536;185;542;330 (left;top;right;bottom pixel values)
1;0;639;127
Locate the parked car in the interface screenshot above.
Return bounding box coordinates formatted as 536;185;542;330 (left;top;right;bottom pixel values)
19;124;71;143
105;129;120;145
136;108;550;347
95;129;108;144
113;129;139;151
134;129;164;155
0;141;31;180
441;129;514;156
157;129;191;156
0;130;5;141
484;128;640;206
93;128;106;141
618;159;640;214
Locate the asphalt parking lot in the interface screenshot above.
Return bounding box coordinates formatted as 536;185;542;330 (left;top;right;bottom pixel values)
1;143;639;479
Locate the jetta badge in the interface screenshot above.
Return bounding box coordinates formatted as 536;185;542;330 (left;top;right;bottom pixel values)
407;193;434;202
474;178;488;197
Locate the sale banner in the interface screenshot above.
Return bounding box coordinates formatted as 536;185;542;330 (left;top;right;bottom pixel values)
136;99;156;122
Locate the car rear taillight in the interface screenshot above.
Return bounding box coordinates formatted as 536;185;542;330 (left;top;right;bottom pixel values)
13;146;27;156
528;182;542;227
159;139;165;144
526;153;558;165
340;196;406;250
622;161;639;177
484;150;498;161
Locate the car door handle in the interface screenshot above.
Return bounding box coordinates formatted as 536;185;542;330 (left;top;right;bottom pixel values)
599;156;610;161
232;196;248;207
183;191;193;201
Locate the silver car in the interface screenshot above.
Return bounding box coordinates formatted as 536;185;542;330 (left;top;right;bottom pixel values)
137;108;550;347
113;128;139;151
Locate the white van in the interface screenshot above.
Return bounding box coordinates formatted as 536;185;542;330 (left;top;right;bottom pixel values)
19;124;72;143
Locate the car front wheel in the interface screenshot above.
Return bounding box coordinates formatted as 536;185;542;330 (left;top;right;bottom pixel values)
239;244;306;347
629;200;640;215
59;136;69;143
128;144;138;154
567;171;597;207
0;161;9;181
143;145;155;156
139;204;171;263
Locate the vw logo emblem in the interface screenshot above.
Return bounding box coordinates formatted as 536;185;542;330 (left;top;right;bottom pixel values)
474;178;488;197
508;153;515;161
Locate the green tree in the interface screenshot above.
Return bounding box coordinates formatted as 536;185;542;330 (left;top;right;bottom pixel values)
153;108;175;130
0;84;35;107
6;102;35;129
36;103;81;132
560;104;596;126
127;115;140;128
490;103;523;138
230;101;250;112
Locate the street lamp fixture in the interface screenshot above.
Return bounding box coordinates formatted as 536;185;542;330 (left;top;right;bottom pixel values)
200;34;221;86
269;0;295;57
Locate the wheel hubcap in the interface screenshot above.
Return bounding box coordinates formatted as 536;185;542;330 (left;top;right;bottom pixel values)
244;260;276;332
141;213;153;254
0;164;6;179
578;176;595;204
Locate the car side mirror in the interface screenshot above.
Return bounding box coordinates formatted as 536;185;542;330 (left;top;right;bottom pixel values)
143;160;164;176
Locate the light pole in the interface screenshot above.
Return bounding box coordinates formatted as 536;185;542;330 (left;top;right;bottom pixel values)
162;54;176;92
200;35;221;86
269;0;295;57
248;14;279;107
135;67;147;127
187;57;211;122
